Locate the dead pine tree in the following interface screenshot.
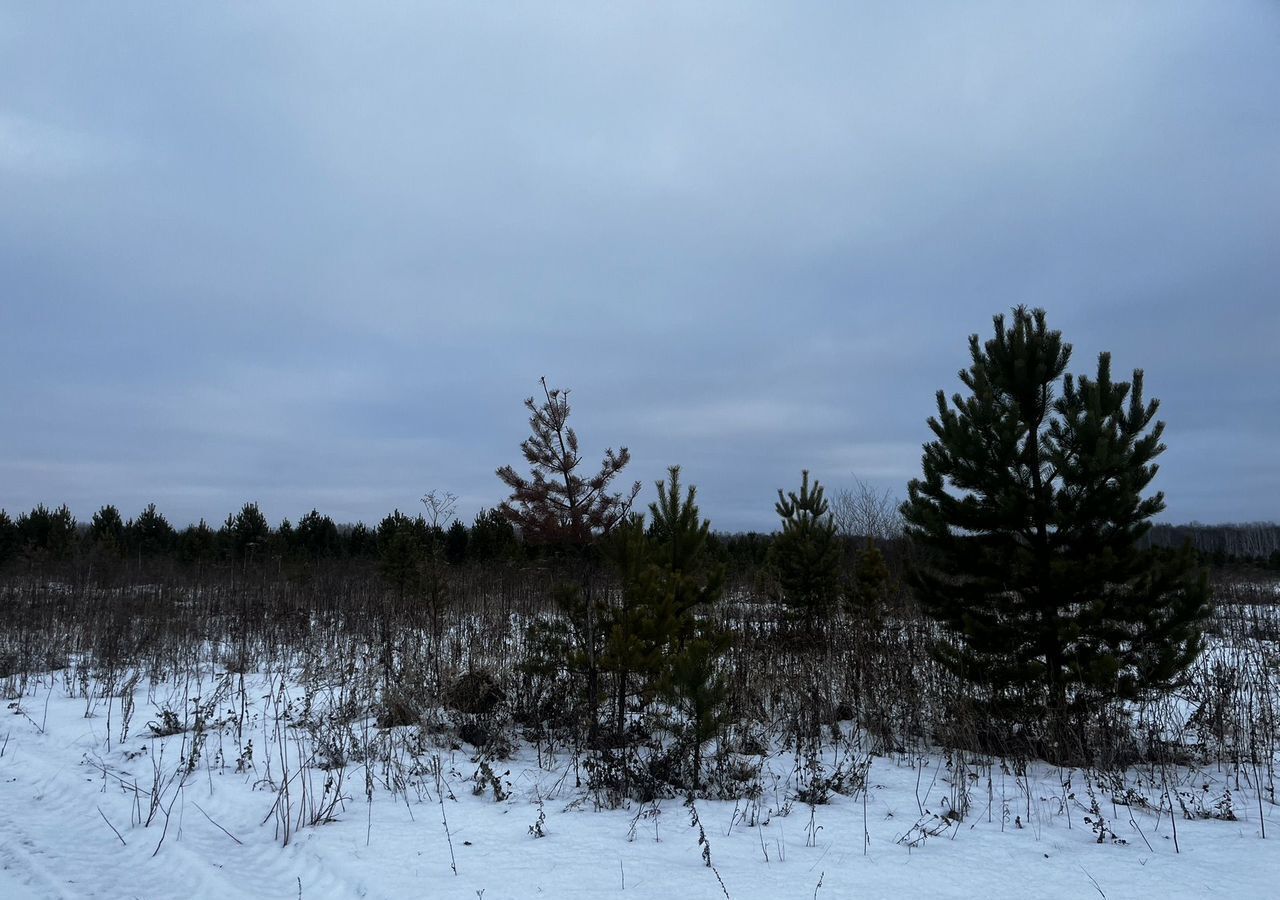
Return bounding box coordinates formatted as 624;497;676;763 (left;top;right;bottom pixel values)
497;377;640;746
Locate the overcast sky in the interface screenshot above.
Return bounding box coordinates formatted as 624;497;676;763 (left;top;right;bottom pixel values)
2;3;1277;532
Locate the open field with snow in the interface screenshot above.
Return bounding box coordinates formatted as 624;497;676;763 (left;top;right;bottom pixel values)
1;574;1278;899
1;668;1277;900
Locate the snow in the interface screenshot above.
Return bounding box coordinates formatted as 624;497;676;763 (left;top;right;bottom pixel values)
1;670;1277;899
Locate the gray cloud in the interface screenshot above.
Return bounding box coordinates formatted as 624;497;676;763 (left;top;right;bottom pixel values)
1;2;1276;531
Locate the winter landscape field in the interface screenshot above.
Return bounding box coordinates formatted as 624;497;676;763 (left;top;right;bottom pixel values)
5;3;1279;898
0;565;1277;900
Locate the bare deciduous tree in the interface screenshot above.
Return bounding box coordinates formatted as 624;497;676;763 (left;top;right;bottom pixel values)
831;475;901;542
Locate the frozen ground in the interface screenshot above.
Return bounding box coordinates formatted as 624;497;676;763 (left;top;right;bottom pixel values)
0;671;1276;900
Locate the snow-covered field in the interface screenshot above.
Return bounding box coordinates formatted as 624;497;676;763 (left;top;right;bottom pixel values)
1;668;1276;900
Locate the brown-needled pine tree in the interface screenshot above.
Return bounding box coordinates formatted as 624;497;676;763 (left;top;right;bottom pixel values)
497;378;640;745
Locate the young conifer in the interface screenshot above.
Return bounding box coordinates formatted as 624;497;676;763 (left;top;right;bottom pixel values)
902;306;1210;760
604;466;727;743
497;378;640;744
770;471;842;633
496;378;640;547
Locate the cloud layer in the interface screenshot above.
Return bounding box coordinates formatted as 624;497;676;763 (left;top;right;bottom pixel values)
2;3;1277;530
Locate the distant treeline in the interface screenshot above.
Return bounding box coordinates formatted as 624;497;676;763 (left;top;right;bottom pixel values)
0;501;779;574
1;501;1276;574
1146;522;1280;566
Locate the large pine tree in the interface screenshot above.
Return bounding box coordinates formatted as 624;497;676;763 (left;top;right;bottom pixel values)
902;307;1209;758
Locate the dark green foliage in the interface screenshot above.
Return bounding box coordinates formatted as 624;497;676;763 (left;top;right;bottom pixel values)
377;511;426;600
0;510;17;569
639;467;726;642
178;519;217;565
607;469;726;663
445;519;469;565
17;504;78;562
664;631;732;790
222;502;268;562
469;508;518;563
604;467;727;724
767;474;843;754
516;596;594;736
848;538;890;628
711;532;773;572
273;518;296;559
902;306;1211;755
601;515;667;723
769;471;841;631
521;580;608;734
129;503;176;559
296;509;341;560
604;467;731;785
89;504;127;558
346;522;377;558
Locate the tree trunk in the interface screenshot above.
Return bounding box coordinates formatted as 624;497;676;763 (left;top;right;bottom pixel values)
583;564;600;747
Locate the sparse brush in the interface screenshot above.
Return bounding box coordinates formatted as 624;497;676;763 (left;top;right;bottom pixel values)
0;534;1274;871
